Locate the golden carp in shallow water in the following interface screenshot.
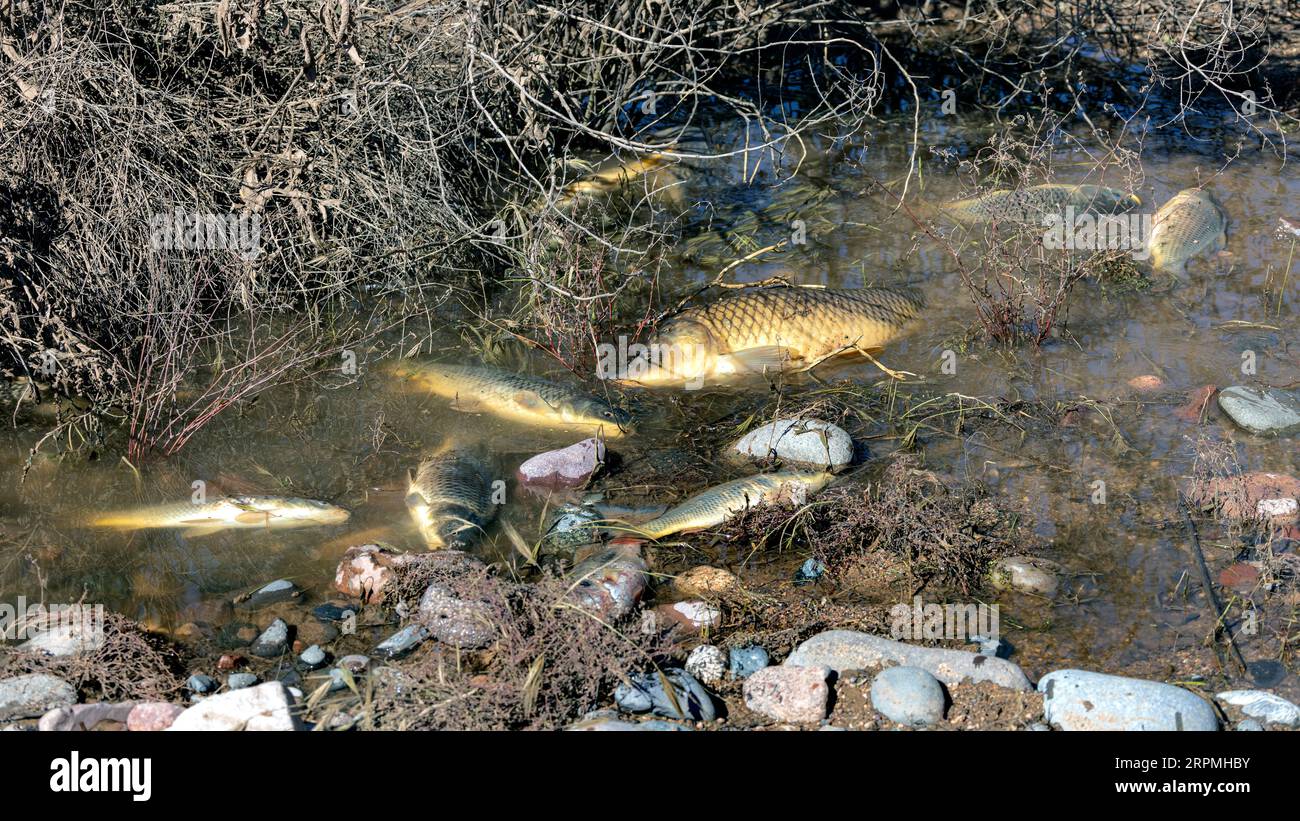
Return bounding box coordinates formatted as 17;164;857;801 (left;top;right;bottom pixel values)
1147;188;1228;274
633;471;833;539
89;496;349;536
618;286;924;387
554;128;704;211
942;184;1141;225
386;360;633;436
406;449;497;550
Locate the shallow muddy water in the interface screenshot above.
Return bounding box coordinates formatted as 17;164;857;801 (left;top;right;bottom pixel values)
2;111;1296;698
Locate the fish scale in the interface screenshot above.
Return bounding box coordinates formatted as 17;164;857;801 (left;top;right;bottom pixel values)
407;450;496;550
678;286;925;360
943;184;1140;224
1148;188;1228;274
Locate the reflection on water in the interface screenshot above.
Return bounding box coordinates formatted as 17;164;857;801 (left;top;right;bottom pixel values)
1;114;1296;693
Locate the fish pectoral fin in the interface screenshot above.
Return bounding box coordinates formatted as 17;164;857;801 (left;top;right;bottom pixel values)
727;346;792;373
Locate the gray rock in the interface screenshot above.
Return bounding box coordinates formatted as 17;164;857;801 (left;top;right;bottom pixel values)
0;674;77;720
614;669;716;721
729;644;771;679
187;674;217;694
1039;670;1218;731
418;583;497;649
793;558;826;585
990;555;1060;597
1217;386;1300;435
784;630;1032;691
743;665;830;723
870;666;946;727
227;673;258;690
1216;690;1300;728
39;702;135;731
249;618;289;657
567;711;693;731
732;418;854;470
237;579;299;609
338;654;370;674
299;645;327;669
1236;718;1264;731
685;645;726;685
375;624;429;659
167;682;302;731
17;619;104;656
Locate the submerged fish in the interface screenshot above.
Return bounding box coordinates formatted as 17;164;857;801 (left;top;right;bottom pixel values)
555;129;703;211
387;361;633;436
90;496;349;536
633;471;833;539
942;183;1141;225
619;286;924;387
406;449;497;550
1147;188;1228;274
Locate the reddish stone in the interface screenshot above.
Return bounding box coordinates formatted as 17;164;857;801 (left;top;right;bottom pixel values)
1174;385;1217;423
1128;375;1165;393
334;544;418;604
1185;472;1300;523
1218;563;1261;592
217;654;245;671
126;702;186;731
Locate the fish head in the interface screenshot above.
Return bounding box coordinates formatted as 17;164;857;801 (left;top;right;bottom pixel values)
561;396;636;436
1091;187;1142;214
616;320;718;387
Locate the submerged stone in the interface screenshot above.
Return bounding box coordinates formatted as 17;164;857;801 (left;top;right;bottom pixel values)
1217;386;1300;435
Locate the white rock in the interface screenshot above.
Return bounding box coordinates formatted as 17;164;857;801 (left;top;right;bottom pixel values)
1257;497;1298;519
166;682;303;731
1216;690;1300;728
732;418;853;471
18;619;105;657
685;645;727;685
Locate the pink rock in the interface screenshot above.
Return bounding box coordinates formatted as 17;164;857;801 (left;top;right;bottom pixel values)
517;439;605;489
127;702;186;731
1127;375;1165;392
652;600;722;632
333;544;417;603
1185;472;1300;523
39;702;136;732
743;666;830;723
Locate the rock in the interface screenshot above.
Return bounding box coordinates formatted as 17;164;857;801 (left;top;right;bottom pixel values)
418;583;496;649
216;622;258;649
685;645;727;685
236;579;300;609
227;673;258;690
126;703;186;731
1185;472;1300;523
732;418;853;471
0;674;77;720
1218;386;1300;435
299;645;327;669
517;438;605;489
334;544;418;603
540;504;604;552
728;645;770;679
567;545;648;620
295;619;340;648
653;600;722;632
1236;718;1264;731
1218;563;1260;592
793;558;825;585
217;654;244;671
743;666;830;723
375;624;429;659
1174;384;1217;422
1216;690;1300;728
614;669;716;721
990;555;1060;597
338;654;370;674
785;630;1033;691
673;565;740;598
187;674;217;694
39;702;135;731
327;668;353;692
313;602;360;623
1127;375;1165;392
1038;670;1217;731
167;682;302;731
249;618;290;657
17;618;105;656
567;711;693;731
870;666;947;727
